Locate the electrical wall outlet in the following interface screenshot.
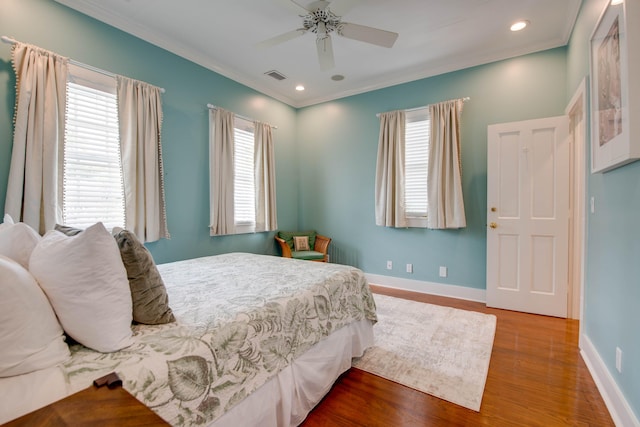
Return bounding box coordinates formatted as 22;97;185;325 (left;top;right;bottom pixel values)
406;263;413;273
439;266;448;277
616;347;622;373
386;260;393;270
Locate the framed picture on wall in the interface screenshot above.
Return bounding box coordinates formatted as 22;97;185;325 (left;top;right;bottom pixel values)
589;0;640;173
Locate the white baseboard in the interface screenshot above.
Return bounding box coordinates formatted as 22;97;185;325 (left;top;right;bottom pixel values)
365;273;486;303
580;334;639;427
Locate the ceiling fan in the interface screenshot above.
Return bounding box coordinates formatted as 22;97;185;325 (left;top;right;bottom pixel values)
257;0;399;71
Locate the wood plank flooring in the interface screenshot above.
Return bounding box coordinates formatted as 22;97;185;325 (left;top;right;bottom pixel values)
301;285;614;427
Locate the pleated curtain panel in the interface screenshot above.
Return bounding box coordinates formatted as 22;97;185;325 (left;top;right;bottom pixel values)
427;99;466;229
375;110;408;228
5;41;169;242
253;121;278;233
209;107;236;236
374;99;466;230
5;42;68;235
116;75;170;242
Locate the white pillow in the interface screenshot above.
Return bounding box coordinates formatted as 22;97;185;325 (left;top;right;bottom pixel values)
0;255;70;377
0;213;15;228
0;214;41;269
29;222;133;353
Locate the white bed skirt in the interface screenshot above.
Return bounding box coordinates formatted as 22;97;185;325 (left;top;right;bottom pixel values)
212;318;373;426
0;319;373;426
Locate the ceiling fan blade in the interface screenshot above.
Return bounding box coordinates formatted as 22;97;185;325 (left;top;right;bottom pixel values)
289;0;314;13
327;0;359;17
339;22;398;48
307;0;331;12
316;36;335;70
256;28;307;49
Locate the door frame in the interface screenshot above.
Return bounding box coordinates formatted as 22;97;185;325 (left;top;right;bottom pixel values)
565;78;588;328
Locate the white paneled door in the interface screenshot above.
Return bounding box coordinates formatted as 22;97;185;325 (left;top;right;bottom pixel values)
486;116;570;317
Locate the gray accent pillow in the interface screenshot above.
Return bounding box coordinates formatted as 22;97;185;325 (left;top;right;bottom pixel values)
112;228;175;325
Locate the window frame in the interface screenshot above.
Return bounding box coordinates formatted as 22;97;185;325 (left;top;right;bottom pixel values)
232;117;257;234
404;107;430;228
62;64;125;231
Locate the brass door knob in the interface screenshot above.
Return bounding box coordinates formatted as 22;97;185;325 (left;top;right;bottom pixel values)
489;222;498;229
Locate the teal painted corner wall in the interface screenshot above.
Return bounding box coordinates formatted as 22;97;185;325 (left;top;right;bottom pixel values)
568;0;640;419
296;48;567;289
0;0;300;263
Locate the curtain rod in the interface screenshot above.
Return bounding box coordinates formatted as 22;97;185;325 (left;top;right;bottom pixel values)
376;97;470;118
2;35;165;94
207;104;277;129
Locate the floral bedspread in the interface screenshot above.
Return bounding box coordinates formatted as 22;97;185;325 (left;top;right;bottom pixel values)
61;253;377;426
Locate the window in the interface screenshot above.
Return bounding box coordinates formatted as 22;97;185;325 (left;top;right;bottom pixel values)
233;117;256;233
63;64;125;230
404;108;430;227
209;108;277;236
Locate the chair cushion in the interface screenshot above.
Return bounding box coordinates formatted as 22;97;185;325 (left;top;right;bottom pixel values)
277;230;317;250
291;250;325;261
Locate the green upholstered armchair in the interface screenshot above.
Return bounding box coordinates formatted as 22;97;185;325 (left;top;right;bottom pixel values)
275;230;331;262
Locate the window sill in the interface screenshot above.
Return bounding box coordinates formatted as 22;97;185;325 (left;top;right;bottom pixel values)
405;216;428;228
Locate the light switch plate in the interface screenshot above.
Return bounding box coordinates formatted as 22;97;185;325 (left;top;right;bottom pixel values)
439;266;447;277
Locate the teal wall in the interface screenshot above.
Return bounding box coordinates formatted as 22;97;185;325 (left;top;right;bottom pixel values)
567;0;640;419
0;0;299;263
1;0;638;419
296;48;567;288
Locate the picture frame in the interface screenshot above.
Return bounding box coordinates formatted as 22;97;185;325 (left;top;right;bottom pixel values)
589;0;640;173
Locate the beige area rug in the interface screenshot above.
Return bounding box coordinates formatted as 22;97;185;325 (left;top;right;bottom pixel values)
352;294;497;411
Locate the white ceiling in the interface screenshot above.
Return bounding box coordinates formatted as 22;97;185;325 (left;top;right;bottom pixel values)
54;0;582;108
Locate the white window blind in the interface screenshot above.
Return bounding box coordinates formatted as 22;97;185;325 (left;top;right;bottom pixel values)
405;108;430;220
234;118;256;231
63;66;125;230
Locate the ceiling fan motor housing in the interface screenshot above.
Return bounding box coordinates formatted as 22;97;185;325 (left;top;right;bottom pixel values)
303;9;342;36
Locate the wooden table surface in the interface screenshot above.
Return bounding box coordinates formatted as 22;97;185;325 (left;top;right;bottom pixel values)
3;385;168;427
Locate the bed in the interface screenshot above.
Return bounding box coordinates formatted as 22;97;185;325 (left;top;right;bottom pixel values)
0;224;376;426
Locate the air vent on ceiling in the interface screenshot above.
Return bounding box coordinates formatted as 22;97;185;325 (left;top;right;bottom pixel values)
264;70;287;81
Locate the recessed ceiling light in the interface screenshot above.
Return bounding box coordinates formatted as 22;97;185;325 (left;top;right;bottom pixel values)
331;74;345;81
510;20;529;32
295;85;305;91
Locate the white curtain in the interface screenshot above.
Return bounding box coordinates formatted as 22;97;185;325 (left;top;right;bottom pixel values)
209;107;236;236
5;43;68;234
116;75;169;242
427;99;466;229
254;121;278;232
375;110;407;227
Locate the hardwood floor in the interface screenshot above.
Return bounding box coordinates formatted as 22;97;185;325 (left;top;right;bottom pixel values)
302;285;614;427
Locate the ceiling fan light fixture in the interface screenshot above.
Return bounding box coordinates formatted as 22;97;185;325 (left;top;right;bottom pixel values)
510;20;529;32
303;8;341;35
